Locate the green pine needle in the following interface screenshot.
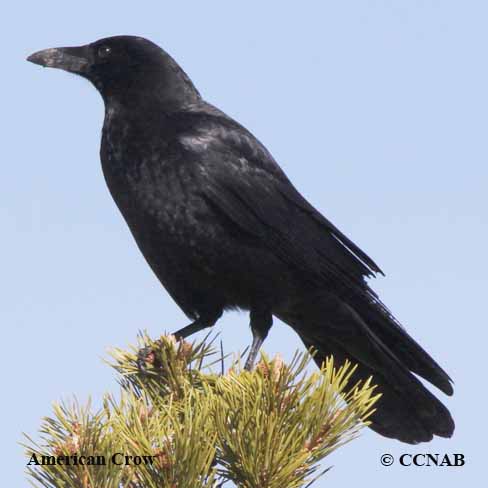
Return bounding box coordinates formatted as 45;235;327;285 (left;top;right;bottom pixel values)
22;334;380;488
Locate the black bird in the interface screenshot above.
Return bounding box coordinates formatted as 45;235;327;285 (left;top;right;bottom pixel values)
28;36;454;444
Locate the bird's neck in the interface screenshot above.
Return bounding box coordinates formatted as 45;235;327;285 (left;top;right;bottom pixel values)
98;57;201;113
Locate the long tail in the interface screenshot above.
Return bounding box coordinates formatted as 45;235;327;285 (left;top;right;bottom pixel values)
276;292;455;444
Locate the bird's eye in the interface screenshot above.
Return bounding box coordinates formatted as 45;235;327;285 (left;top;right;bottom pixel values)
97;45;112;59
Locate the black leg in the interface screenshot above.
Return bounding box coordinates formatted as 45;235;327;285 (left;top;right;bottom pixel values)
172;315;218;340
244;309;273;370
137;309;222;371
244;332;266;371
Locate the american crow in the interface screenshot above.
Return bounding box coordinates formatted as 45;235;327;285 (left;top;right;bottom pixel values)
28;36;454;443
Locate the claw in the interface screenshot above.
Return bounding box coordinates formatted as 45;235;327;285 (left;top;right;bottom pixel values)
137;346;155;372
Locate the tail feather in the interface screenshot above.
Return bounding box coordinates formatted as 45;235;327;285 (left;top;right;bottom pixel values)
277;292;455;444
354;298;454;396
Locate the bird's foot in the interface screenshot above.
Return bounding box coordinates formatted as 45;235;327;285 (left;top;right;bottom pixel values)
137;345;157;373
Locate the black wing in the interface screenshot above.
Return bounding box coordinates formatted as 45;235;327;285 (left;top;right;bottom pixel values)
185;114;383;296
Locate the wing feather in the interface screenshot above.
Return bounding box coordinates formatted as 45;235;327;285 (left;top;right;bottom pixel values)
186;119;382;295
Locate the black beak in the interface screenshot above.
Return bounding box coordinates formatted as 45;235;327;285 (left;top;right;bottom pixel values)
27;46;91;74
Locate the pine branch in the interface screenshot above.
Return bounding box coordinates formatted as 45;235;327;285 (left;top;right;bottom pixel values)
23;334;380;488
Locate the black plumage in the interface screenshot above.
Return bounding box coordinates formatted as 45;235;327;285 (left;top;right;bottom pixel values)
27;35;454;443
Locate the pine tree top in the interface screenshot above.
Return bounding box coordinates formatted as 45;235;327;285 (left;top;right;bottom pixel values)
23;334;380;488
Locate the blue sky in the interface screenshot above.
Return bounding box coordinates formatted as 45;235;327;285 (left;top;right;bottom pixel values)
2;1;486;486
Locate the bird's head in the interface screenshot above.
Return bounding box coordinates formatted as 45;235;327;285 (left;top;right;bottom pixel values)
27;35;200;109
